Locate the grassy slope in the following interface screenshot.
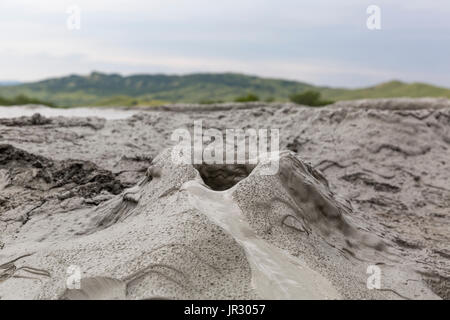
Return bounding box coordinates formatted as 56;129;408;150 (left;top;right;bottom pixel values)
0;72;314;107
321;80;450;101
0;73;449;107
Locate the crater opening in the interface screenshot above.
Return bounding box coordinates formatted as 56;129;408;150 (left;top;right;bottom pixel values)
195;164;254;191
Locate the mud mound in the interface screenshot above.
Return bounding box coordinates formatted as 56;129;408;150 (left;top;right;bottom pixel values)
0;144;122;203
0;99;448;299
0;148;440;299
0;145;123;239
0;113;105;129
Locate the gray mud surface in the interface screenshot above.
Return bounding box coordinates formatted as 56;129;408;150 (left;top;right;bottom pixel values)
0;98;449;299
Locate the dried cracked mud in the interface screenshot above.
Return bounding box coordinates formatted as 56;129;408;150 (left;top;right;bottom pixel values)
0;98;448;299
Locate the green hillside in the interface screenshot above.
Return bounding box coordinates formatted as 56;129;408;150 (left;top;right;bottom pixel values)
0;72;449;107
322;80;450;101
0;72;314;107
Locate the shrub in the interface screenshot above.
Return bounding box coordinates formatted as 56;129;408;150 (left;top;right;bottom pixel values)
289;90;333;107
234;93;260;102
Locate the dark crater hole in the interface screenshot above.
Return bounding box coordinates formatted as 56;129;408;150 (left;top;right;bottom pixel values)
195;164;255;191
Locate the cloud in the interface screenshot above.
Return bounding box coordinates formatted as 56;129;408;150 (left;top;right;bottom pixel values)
0;49;438;88
0;0;449;87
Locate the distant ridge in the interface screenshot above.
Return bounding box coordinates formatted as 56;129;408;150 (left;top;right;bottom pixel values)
0;81;21;86
0;72;449;107
320;80;450;101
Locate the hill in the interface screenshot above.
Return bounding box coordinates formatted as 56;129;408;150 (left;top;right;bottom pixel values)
0;72;449;107
0;81;21;86
0;72;314;107
322;80;450;101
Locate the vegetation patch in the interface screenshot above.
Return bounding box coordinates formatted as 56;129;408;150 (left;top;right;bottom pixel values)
289;90;334;107
0;94;58;108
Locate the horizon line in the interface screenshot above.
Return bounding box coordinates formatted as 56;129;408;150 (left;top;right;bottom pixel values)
2;71;450;91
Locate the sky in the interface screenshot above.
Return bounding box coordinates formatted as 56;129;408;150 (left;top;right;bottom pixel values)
0;0;449;87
